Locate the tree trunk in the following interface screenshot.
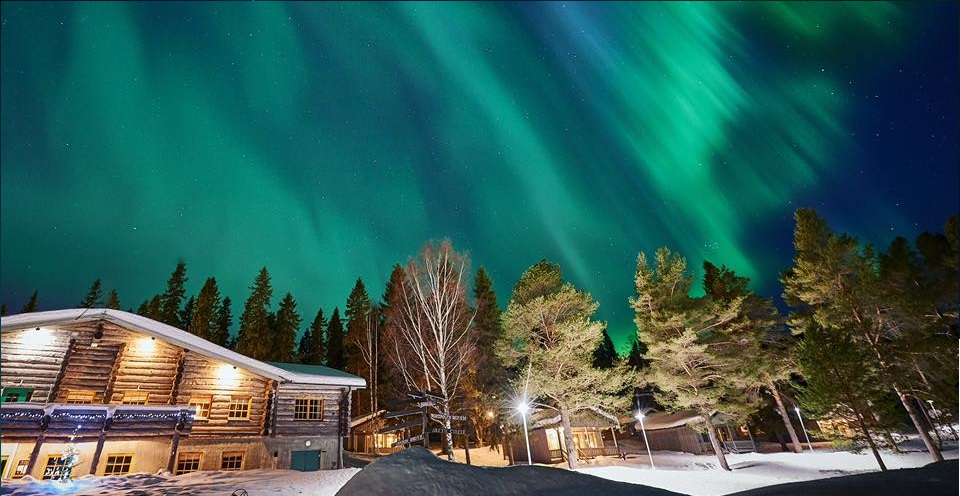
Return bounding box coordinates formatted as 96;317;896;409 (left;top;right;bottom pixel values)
851;406;886;471
704;419;731;471
443;400;455;461
560;408;579;469
769;383;802;453
894;386;943;461
464;437;471;466
506;436;515;465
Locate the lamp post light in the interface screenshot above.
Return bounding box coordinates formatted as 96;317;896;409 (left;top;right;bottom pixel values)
794;406;814;453
517;402;532;466
635;411;656;470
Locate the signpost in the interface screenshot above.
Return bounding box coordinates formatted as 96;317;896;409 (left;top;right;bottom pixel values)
393;434;425;447
377;419;423;434
430;413;467;422
431;427;470;435
379;390;473;455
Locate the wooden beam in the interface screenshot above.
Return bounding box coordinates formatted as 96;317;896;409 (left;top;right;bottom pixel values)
261;379;275;437
166;431;181;473
102;343;126;404
169;349;187;405
88;432;107;475
24;433;45;477
47;338;76;402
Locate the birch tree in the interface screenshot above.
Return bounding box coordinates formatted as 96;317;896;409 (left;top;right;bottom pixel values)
386;239;477;460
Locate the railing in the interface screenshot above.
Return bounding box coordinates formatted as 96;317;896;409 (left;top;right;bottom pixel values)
548;446;619;461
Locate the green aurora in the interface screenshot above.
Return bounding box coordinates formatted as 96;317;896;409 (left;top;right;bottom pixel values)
2;2;957;351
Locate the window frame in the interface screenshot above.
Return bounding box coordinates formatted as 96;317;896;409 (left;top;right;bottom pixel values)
120;390;150;405
294;398;324;421
65;389;97;404
42;454;71;480
220;451;245;471
174;452;202;476
12;459;29;478
2;387;33;403
227;397;252;421
188;395;213;420
103;454;134;476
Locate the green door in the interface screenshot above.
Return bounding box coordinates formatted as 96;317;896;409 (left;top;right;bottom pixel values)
290;450;320;472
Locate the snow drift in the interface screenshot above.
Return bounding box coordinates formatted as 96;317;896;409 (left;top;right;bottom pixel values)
333;447;685;496
726;460;957;496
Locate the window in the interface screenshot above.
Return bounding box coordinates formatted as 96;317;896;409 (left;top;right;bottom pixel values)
175;452;202;475
228;397;251;420
1;456;7;478
121;391;150;405
12;459;29;478
188;395;212;420
65;389;96;404
42;455;72;480
2;387;33;403
220;451;244;471
103;454;133;476
294;398;323;420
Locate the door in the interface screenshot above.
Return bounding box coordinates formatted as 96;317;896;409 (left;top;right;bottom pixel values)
290;450;320;472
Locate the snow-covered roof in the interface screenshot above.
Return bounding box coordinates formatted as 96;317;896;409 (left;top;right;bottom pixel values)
530;406;620;429
350;409;386;428
1;309;366;388
636;410;705;430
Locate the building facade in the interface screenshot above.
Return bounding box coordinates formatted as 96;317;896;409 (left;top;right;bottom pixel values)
0;309;365;479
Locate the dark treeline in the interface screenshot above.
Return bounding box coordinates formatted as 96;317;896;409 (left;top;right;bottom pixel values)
2;210;956;467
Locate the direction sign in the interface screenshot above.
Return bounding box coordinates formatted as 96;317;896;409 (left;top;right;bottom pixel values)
393;434;425;447
421;390;447;401
387;397;426;408
377;419;423;434
430;413;467;422
384;408;424;419
431;428;470;435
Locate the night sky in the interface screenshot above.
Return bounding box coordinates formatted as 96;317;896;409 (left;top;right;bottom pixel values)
2;2;957;352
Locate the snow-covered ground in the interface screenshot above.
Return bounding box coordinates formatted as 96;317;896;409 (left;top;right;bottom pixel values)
577;440;958;496
0;468;359;496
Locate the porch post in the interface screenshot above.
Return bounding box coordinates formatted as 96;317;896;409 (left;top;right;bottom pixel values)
610;426;619;451
89;432;107;475
166;431;181;473
24;433;46;477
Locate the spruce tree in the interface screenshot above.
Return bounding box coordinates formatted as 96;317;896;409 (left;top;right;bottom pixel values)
105;290;121;310
273;293;301;362
500;260;635;469
21;291;38;313
325;308;345;369
213;297;233;347
344;278;372;375
379;264;406;405
236;267;274;360
626;337;649;370
300;309;326;365
472;267;506;444
178;296;196;331
80;279;104;308
159;262;188;327
631;248;762;471
189;278;221;342
591;329;618;369
1;303;7;316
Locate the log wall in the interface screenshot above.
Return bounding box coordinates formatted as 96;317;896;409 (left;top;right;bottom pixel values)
0;328;73;402
272;383;343;437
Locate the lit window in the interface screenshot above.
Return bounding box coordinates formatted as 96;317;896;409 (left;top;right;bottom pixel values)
65;390;97;404
189;395;212;420
12;459;29;478
42;455;71;480
175;452;202;475
294;398;324;420
121;391;150;405
103;454;133;476
220;451;244;471
227;397;251;420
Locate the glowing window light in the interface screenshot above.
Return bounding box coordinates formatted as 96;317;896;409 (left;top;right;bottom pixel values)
217;364;240;385
19;327;54;348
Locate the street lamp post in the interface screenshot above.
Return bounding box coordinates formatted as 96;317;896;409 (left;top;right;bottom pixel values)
635;412;656;470
518;402;532;466
794;406;814;453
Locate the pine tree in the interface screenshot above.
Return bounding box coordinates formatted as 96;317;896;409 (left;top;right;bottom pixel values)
236;267;274;360
273;293;301;362
79;279;104;308
325;308;345;369
105;290;121;310
781;209;946;462
21;291;39;313
138;295;162;320
500;260;636;469
159;262;188;327
213;297;233;347
299;309;326;365
189;278;221;342
178;296;196;331
631;248;761;471
591;329;618;369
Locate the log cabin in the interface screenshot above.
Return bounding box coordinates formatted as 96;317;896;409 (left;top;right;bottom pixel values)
0;309;365;479
509;408;622;464
629;410;757;455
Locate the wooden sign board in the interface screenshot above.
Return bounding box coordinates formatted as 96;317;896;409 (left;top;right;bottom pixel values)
431;428;470;435
430;413;467;422
393;434;425;447
387;398;424;408
377;419;422;434
384;408;424;419
421;390;446;400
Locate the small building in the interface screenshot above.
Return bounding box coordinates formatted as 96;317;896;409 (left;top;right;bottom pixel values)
0;309;365;479
634;410;756;455
347;410;404;455
510;408;620;464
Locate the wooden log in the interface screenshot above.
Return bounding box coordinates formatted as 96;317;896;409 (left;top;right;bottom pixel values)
47;339;77;401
